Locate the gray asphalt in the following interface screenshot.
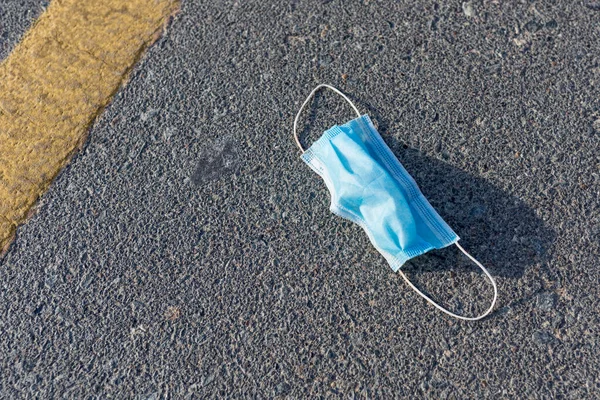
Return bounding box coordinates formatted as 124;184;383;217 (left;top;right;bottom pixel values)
1;0;599;398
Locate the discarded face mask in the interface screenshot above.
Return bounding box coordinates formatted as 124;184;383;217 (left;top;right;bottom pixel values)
293;84;497;321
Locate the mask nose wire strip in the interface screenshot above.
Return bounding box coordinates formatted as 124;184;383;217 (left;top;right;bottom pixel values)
293;83;361;152
397;242;498;321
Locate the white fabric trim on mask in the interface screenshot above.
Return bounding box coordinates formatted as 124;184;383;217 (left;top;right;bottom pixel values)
293;83;361;152
398;242;498;321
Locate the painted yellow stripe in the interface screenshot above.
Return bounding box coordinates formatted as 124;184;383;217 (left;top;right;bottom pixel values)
0;0;180;253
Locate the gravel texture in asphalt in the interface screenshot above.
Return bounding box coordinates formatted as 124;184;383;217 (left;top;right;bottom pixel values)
1;0;599;398
0;0;48;60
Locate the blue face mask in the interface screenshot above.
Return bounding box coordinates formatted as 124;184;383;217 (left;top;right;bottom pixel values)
293;84;497;321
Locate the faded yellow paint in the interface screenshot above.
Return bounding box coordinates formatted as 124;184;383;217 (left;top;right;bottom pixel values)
0;0;180;253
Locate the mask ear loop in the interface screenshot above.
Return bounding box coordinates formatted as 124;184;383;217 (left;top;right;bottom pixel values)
293;84;361;152
397;242;498;321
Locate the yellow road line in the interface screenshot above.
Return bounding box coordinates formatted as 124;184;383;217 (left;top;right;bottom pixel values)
0;0;180;254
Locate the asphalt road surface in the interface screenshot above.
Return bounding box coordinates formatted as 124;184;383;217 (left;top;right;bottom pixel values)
1;0;599;398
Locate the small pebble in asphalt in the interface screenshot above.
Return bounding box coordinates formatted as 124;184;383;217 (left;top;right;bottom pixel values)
536;292;558;312
584;2;600;11
462;2;475;17
532;331;556;346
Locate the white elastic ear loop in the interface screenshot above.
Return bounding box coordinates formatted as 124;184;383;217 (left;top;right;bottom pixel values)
293;84;361;152
398;242;498;321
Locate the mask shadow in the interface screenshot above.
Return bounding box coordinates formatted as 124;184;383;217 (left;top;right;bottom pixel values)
358;102;556;280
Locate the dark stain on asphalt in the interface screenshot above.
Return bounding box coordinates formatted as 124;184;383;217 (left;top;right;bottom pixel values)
192;136;239;185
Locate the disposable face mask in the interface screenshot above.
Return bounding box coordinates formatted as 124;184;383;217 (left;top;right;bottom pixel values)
293;84;497;321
